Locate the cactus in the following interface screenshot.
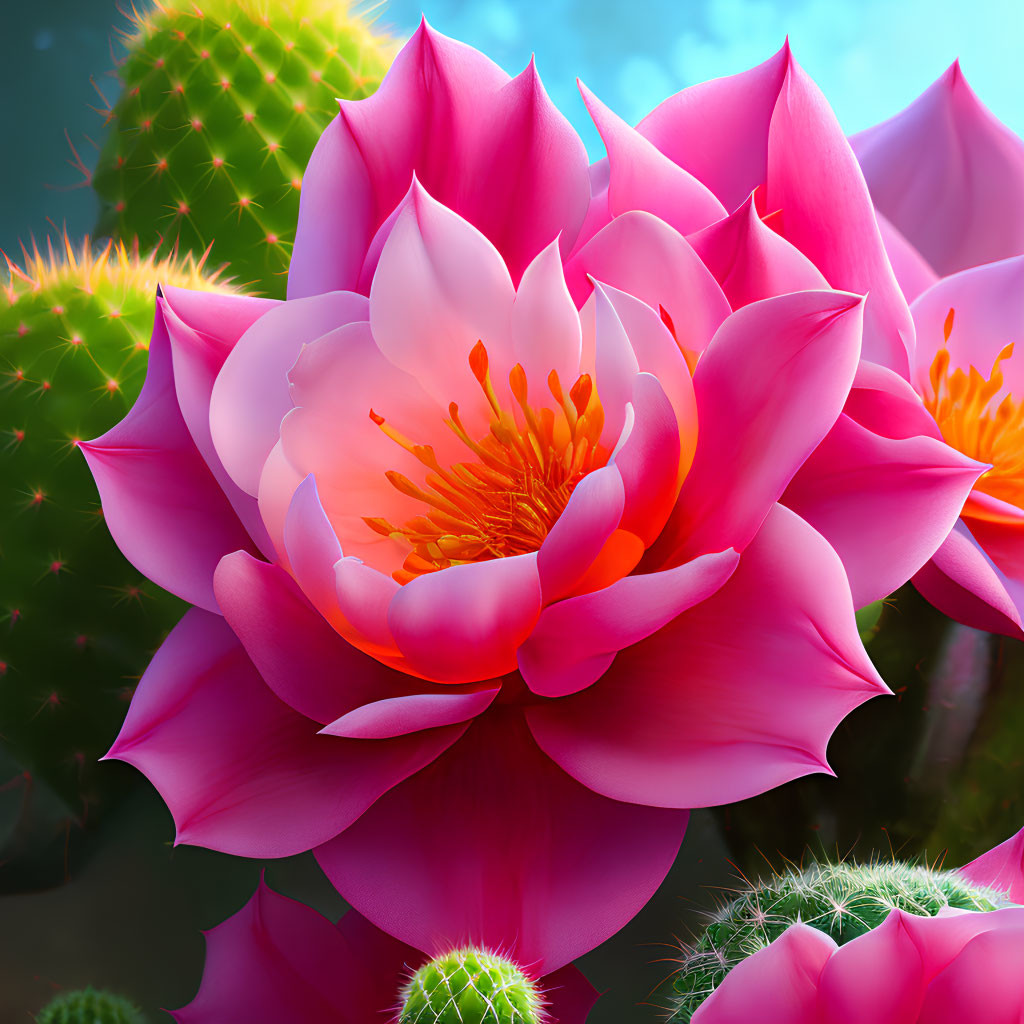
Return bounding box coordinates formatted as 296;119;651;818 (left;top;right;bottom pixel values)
669;859;1002;1021
399;949;546;1024
0;234;232;890
36;987;145;1024
91;0;396;297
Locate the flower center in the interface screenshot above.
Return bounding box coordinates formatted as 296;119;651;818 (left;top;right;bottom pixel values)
923;309;1024;508
365;342;606;584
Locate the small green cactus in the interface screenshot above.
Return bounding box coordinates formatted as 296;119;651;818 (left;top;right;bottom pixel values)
670;859;1002;1021
400;949;546;1024
91;0;396;297
0;235;232;890
36;987;145;1024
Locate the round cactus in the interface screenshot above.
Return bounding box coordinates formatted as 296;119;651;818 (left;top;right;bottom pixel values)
0;234;232;890
91;0;396;297
669;859;1002;1021
36;987;145;1024
399;949;546;1024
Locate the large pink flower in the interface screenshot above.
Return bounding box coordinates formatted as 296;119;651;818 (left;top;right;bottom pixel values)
172;882;598;1024
81;26;976;972
693;828;1024;1024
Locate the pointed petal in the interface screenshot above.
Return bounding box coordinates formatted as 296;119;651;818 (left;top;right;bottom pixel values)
320;688;500;740
958;825;1024;904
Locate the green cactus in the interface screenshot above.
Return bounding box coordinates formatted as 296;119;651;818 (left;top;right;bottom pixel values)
400;949;545;1024
669;859;1002;1021
0;235;232;890
91;0;396;297
36;987;145;1024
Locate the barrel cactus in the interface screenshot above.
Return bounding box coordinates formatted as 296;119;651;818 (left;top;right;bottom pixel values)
36;987;145;1024
0;234;232;890
669;859;1001;1021
91;0;396;297
400;949;546;1024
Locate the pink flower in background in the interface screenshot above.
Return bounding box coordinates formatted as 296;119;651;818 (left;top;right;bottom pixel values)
172;882;598;1024
81;24;981;970
692;827;1024;1024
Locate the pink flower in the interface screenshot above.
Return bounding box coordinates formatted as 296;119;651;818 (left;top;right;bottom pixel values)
171;882;598;1024
692;830;1024;1024
81;25;975;971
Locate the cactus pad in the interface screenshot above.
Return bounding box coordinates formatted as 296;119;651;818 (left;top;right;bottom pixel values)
669;859;1001;1021
399;949;546;1024
0;235;232;889
92;0;395;297
36;987;145;1024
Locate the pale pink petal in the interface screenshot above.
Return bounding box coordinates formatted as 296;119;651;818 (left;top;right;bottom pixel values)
591;282;640;440
519;548;739;699
320;688;500;739
257;439;305;566
852;61;1024;277
527;505;887;808
105;609;465;857
511;239;583;391
691;924;833;1024
387;554;542;683
782;412;984;606
334;557;401;654
564;211;730;359
687;194;829;309
80;311;255;613
210;291;368;496
651;291;864;567
368;180;516;412
877;211;940;303
289;22;589;297
315;711;688;974
958;826;1024;904
580;80;725;236
282;473;342;623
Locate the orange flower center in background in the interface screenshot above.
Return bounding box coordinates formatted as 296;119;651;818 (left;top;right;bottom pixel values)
365;342;607;584
923;309;1024;509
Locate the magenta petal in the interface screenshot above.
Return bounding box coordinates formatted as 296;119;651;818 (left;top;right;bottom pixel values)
580;80;725;236
527;505;887;808
853;61;1024;277
958;826;1024;904
320;688;500;739
655;291;863;565
538;464;625;603
844;360;944;442
388;553;542;683
519;548;739;699
543;966;601;1024
213;550;418;725
315;710;688;974
210;291;368;496
782;412;984;607
691;924;833;1024
106;608;465;857
160;286;278;346
80;310;255;612
913;522;1024;638
687;194;828;310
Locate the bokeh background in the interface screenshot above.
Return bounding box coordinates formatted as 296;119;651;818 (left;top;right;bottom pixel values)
2;0;1023;1021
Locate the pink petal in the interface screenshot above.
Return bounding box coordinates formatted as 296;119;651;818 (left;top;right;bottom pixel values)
519;548;739;699
580;80;725;236
315;710;688;974
687;193;829;309
591;281;640;440
288;22;589;297
691;923;833;1024
106;609;465;857
320;688;500;739
333;557;402;655
213;550;418;725
651;291;864;567
368;179;516;412
159;286;278;348
564;211;730;361
782;412;984;607
210;291;368;496
80;310;255;612
913;521;1024;638
543;966;601;1024
257;440;305;566
958;825;1024;904
527;505;887;808
877;211;939;304
387;554;543;683
844;360;944;442
852;61;1024;277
